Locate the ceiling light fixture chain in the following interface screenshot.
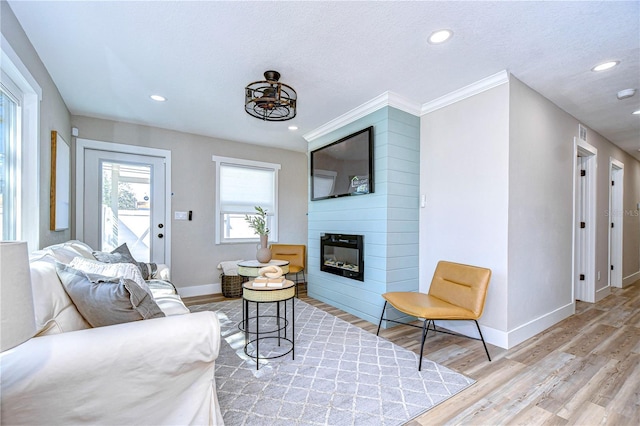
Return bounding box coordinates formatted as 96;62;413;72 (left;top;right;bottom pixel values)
245;70;297;121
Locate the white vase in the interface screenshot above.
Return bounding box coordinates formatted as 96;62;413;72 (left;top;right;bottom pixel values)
256;234;272;263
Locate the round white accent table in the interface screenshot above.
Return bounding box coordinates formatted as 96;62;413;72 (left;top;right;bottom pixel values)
241;279;295;370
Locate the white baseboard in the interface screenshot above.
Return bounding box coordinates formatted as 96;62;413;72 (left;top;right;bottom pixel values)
435;301;575;350
623;271;640;288
177;283;221;298
595;285;611;302
506;301;574;348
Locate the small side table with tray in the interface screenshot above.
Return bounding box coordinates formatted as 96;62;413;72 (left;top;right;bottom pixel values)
240;279;295;370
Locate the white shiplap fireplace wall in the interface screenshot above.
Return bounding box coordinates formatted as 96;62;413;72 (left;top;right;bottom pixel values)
306;105;420;324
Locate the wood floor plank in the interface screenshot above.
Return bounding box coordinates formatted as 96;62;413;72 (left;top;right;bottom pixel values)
593;326;640;361
559;323;618;357
502;404;565;426
414;358;528;423
534;354;610;415
590;353;640;409
508;327;576;366
553;357;618;419
469;352;574;424
596;293;629;310
601;353;640;422
564;401;606;425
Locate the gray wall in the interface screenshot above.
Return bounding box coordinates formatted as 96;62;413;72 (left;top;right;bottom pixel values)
420;83;510;335
1;0;71;249
71;116;308;290
508;76;577;331
623;165;640;281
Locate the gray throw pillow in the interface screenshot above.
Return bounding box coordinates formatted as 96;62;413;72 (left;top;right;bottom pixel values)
56;263;165;327
93;243;136;264
93;243;158;280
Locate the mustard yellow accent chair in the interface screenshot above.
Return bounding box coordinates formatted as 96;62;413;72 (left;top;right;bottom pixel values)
377;260;492;370
269;244;306;297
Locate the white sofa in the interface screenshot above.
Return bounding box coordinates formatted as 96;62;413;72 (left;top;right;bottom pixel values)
0;240;224;425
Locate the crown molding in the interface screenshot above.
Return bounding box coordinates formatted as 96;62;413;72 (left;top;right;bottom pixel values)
421;70;509;115
303;91;421;143
304;71;510;143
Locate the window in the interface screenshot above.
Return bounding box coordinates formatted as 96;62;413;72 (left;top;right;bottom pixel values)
212;156;280;244
1;35;42;250
0;86;18;240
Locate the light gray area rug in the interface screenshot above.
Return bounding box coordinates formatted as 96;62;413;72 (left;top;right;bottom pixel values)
190;298;474;425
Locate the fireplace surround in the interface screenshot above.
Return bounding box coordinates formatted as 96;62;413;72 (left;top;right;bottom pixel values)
320;233;364;281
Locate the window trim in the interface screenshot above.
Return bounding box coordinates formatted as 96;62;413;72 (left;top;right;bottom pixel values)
1;34;42;251
212;155;280;244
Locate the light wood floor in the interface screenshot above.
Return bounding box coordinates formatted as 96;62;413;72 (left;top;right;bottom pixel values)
184;281;640;425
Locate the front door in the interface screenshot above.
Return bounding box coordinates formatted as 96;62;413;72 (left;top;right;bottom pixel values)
82;149;166;263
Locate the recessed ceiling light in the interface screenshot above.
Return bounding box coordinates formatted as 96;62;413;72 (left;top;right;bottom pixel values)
150;94;166;102
633;109;640;115
428;29;453;44
591;61;619;72
288;125;298;131
617;89;637;100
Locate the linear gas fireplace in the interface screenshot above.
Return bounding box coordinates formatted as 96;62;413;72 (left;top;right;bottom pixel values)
320;233;364;281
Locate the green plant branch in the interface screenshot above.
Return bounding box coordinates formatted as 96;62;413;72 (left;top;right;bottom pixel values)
244;206;270;236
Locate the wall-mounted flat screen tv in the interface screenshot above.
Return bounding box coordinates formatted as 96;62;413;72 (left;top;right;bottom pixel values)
310;126;374;201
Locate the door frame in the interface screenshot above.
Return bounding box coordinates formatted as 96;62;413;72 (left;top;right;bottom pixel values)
609;157;624;288
75;138;172;266
573;137;597;303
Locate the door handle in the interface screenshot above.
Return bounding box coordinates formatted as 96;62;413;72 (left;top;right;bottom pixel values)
158;233;164;238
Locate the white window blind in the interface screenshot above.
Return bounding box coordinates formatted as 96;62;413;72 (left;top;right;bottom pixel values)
212;156;280;244
219;165;275;214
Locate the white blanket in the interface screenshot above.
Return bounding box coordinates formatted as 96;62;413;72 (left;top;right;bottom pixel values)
217;260;243;276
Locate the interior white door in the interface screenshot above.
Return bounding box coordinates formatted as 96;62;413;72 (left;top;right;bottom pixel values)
574;138;597;303
609;161;624;288
575;155;587;301
83;149;166;263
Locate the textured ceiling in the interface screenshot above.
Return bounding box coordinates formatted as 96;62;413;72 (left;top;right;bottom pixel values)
7;1;640;159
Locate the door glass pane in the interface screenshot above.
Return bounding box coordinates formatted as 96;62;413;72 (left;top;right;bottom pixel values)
101;161;151;262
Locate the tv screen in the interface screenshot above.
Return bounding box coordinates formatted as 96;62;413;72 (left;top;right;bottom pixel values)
310;126;374;201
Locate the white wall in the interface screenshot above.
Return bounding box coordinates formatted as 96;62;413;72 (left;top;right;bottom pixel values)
420;82;510;343
507;77;576;342
507;76;640;343
1;1;72;249
70;116;308;294
420;74;640;350
622;163;640;285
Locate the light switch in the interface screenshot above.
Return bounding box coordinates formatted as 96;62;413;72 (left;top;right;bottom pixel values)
174;211;188;220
